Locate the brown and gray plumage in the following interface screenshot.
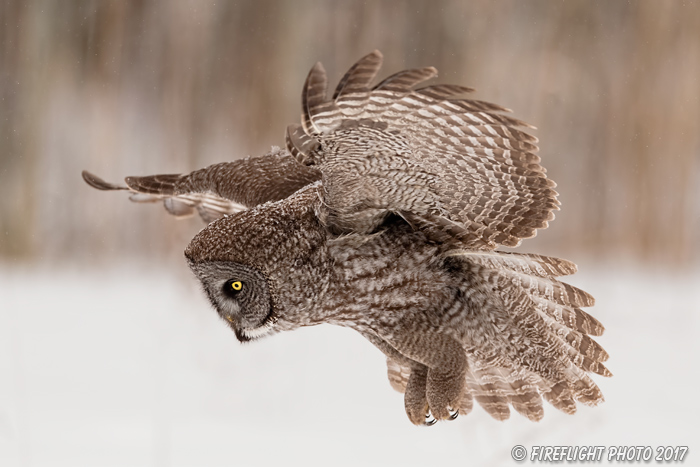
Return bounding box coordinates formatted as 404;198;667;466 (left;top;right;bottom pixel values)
83;50;610;425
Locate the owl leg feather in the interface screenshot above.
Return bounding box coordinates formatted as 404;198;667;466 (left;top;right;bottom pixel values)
360;329;467;425
360;331;434;425
426;364;467;420
359;331;430;425
358;331;433;425
383;327;468;422
404;364;431;425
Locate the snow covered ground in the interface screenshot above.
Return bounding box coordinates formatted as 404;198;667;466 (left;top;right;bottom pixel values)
0;264;698;466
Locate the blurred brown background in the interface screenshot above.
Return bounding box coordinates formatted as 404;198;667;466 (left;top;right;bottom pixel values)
1;0;699;268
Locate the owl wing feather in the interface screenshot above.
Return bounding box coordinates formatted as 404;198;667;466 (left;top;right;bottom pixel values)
82;170;236;223
287;50;558;249
83;147;321;223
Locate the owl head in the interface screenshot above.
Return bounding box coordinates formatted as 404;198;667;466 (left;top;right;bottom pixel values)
184;187;330;342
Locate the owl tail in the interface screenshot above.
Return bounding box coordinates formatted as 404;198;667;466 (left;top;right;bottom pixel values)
443;250;611;421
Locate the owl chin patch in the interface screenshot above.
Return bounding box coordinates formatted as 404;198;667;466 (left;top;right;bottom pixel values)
234;312;278;342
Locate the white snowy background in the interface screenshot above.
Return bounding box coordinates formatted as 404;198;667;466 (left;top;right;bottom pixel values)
1;262;698;466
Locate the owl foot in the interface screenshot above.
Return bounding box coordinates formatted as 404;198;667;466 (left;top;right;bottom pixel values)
404;365;464;425
426;369;465;421
423;409;456;425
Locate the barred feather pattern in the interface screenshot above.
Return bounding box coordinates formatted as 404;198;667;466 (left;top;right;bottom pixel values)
384;249;609;421
287;50;559;249
82;147;320;223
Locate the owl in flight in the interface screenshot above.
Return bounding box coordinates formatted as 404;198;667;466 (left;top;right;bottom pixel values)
83;51;610;425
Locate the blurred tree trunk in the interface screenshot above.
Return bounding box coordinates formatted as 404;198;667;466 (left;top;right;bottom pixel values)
0;0;698;267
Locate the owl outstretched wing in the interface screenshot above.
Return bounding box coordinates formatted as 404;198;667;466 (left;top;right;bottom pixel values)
286;50;558;249
83;147;321;223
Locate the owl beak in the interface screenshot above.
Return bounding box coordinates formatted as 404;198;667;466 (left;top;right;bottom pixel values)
223;315;251;343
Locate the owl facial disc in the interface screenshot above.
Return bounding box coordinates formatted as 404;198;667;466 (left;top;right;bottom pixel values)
186;259;275;342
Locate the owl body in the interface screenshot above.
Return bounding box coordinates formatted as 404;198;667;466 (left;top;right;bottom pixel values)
185;183;451;336
85;51;610;425
186;183;594;424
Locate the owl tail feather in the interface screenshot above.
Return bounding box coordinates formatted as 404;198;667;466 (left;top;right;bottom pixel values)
443;249;610;420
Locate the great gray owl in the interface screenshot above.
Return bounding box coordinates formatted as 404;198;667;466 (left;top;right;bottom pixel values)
83;50;610;425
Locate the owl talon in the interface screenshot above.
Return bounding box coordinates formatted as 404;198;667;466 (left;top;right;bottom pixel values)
424;412;437;426
448;408;459;420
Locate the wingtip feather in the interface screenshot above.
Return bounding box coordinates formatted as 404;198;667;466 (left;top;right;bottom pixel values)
82;170;128;191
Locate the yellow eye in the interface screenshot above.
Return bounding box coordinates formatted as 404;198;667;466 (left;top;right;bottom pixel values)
223;279;243;298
